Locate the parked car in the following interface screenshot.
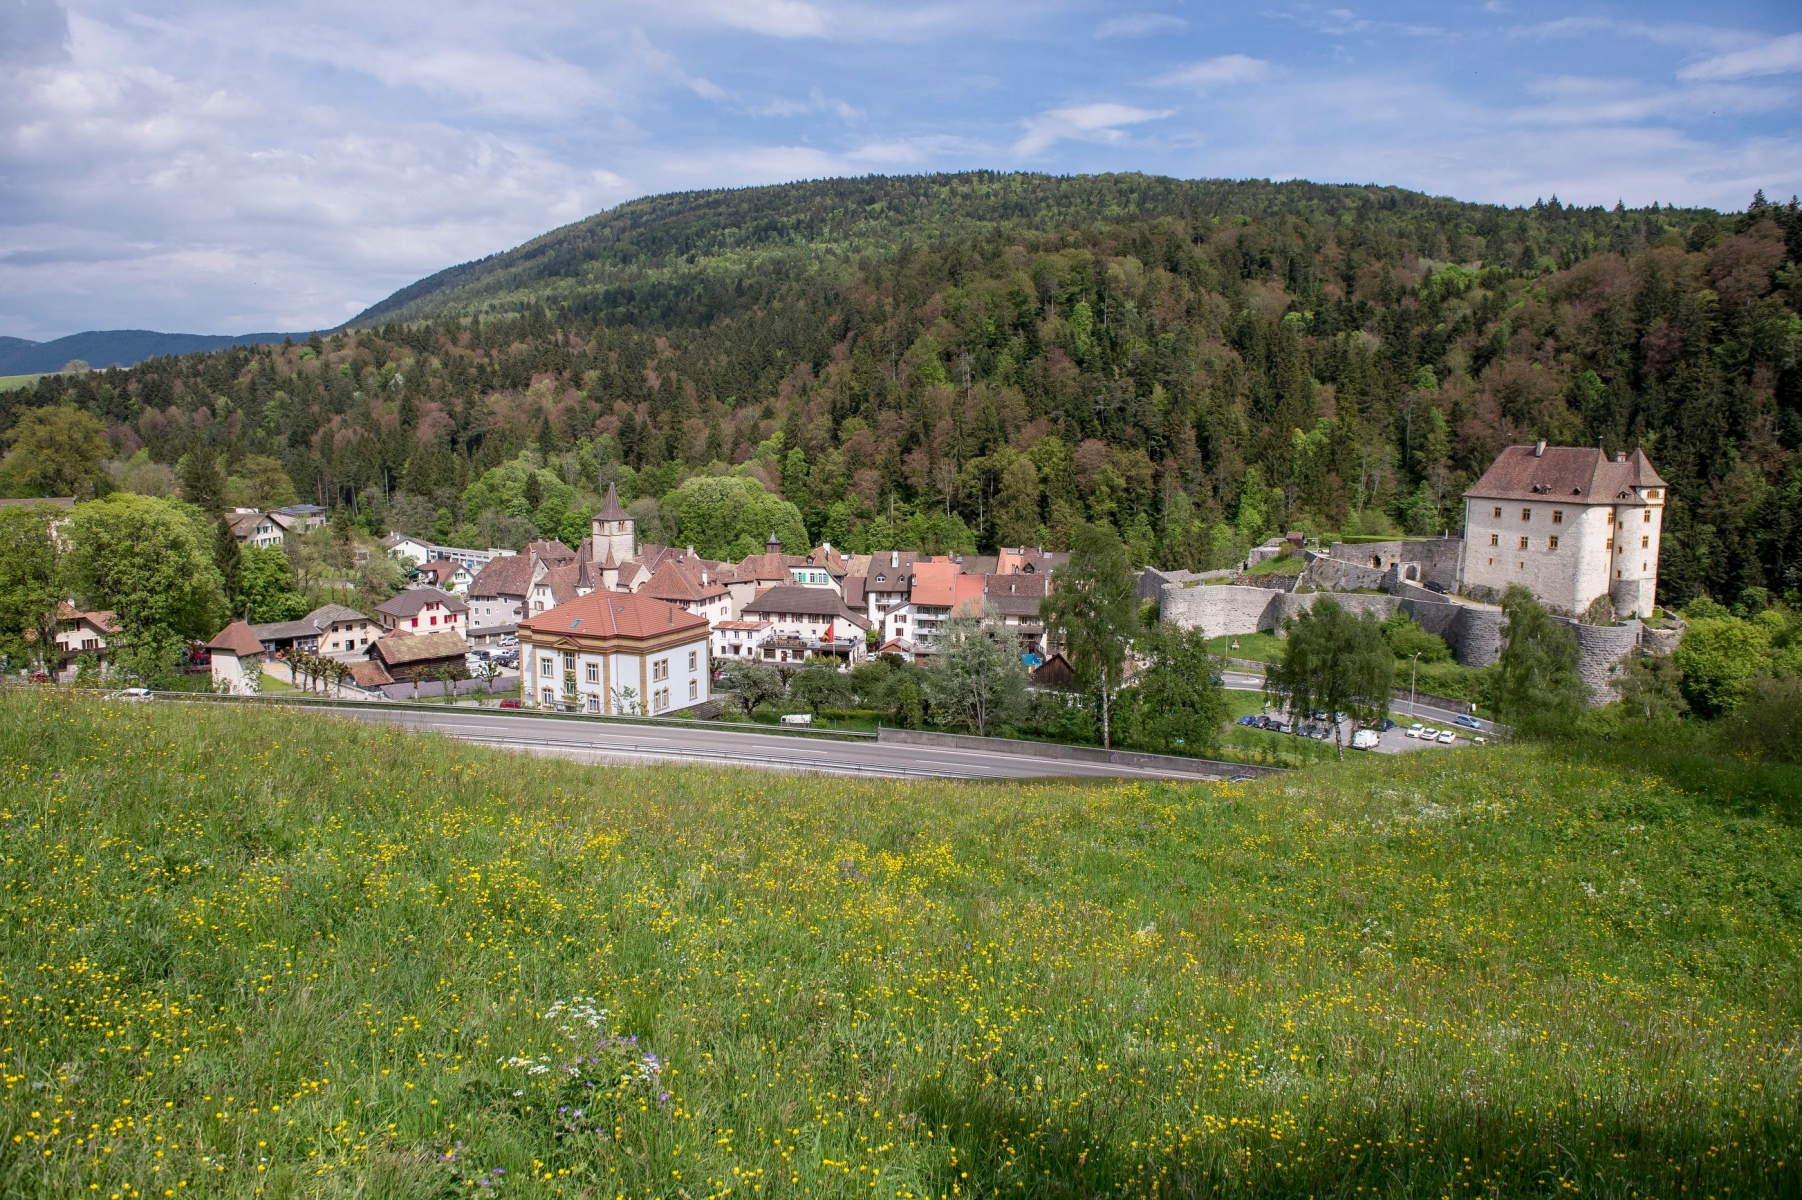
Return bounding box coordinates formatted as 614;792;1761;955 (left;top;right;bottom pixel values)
106;687;153;702
498;698;521;709
1377;718;1396;732
1236;714;1260;726
1454;713;1481;729
1405;723;1425;738
1437;730;1457;744
1229;774;1257;783
1423;580;1448;594
1351;728;1380;751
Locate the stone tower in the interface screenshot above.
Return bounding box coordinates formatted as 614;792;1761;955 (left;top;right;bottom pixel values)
592;482;636;564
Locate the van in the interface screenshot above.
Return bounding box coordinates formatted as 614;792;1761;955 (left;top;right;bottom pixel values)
780;713;813;726
1351;728;1380;751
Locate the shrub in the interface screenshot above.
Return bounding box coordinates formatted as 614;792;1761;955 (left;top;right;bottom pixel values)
1718;674;1802;763
1381;612;1451;663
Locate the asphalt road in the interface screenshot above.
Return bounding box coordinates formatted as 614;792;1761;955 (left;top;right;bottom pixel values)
329;705;1249;782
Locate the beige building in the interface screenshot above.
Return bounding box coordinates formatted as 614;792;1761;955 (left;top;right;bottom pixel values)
1460;442;1665;618
519;591;711;715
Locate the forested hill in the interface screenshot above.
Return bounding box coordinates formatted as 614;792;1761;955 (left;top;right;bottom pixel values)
4;172;1799;607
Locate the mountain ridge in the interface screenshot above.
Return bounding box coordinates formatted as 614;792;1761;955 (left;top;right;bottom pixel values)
0;329;307;375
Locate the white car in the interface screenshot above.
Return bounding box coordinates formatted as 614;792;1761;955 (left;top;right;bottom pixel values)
1351;728;1380;751
1437;730;1457;744
1405;724;1425;738
106;687;153;702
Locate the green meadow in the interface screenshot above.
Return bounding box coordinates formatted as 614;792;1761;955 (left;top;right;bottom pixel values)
0;692;1797;1198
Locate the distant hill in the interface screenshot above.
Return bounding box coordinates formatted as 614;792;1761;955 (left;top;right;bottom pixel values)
0;329;306;375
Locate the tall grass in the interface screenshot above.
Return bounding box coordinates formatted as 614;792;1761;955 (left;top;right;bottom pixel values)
0;692;1797;1197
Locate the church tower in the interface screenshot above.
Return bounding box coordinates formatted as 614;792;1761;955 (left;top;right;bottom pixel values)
592;482;636;564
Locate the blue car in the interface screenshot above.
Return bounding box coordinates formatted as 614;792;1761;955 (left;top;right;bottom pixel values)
1236;714;1260;726
1454;713;1482;729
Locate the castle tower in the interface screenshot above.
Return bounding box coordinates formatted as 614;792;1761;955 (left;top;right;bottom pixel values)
592;482;636;564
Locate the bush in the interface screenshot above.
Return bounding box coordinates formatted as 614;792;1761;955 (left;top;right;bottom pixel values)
1718;674;1802;763
1381;612;1451;663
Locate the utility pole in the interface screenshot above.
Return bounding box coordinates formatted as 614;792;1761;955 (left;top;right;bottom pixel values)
1409;651;1420;717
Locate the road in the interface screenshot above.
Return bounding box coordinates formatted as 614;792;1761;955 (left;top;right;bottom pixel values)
329;705;1251;782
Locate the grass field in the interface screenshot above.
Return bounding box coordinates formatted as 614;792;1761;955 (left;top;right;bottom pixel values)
1;692;1798;1198
0;374;46;392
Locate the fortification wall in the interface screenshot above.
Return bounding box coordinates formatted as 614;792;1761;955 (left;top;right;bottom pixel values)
1328;537;1463;588
1569;620;1643;703
1303;556;1388;591
1447;605;1505;667
1158;584;1282;636
1272;591;1399;627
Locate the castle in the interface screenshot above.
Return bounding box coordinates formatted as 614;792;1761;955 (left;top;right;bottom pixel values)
1149;442;1670;703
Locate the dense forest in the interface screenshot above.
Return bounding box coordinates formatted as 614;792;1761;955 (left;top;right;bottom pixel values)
3;172;1799;605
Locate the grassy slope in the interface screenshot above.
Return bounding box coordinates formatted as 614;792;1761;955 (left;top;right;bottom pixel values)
0;374;45;392
0;694;1797;1198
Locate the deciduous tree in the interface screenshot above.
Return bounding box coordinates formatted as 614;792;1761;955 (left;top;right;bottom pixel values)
3;406;112;499
1267;596;1394;760
1041;521;1137;748
923;609;1027;736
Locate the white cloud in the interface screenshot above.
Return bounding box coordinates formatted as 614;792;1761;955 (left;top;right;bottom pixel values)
1678;33;1802;82
748;86;864;121
1154;55;1270;92
1095;13;1185;39
1014;102;1173;157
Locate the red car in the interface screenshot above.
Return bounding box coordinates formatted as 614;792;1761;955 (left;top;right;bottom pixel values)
499;698;521;708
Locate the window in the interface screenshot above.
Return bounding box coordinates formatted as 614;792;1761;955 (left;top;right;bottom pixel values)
430;615;437;626
1606;537;1614;551
586;695;599;713
1641;536;1649;549
1518;536;1529;550
1552;510;1563;524
1488;533;1499;547
411;618;419;628
688;650;697;670
1521;508;1532;521
541;657;554;677
688;679;698;700
1643;509;1652;523
586;662;599;684
1492;506;1502;519
563;653;575;670
542;688;555;706
1548;536;1559;549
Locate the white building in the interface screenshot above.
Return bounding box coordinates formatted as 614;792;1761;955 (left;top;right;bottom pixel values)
1460;442;1666;618
206;620;265;695
228;510;286;549
739;584;870;668
712;619;774;661
519;591;711;715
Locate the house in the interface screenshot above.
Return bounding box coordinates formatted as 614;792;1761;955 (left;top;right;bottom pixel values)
881;561;983;650
369;629;472;684
379;533;512;572
374;587;469;637
997;547;1067;576
643;560;733;625
54;606;116;673
518;591;711;715
307;604;379;659
1030;652;1078;690
273;503;328;533
206;620;266;694
739;584;871;667
861;549;923;624
981;572;1051;654
411;558;474;596
227;510;286;549
527;558;595;616
712;619;774;662
467;552;537;630
1460;442;1666;618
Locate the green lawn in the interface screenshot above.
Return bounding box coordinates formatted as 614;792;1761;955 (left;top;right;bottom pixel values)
1206;631;1285;664
1243;554;1305;577
1;693;1797;1197
0;373;45;392
256;670;295;691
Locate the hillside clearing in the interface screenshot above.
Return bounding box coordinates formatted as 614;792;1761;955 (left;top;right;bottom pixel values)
0;693;1797;1197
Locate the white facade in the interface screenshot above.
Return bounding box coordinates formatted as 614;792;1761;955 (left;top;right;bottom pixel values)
522;638;710;715
210;650;261;695
712;620;773;661
1462;494;1663;617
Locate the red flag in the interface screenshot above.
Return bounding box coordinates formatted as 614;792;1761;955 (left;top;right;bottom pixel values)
823;621;834;643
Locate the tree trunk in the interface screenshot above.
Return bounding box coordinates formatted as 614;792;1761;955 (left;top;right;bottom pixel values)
1100;664;1111;750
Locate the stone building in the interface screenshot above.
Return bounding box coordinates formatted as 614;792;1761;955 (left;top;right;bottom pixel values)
1459;441;1666;618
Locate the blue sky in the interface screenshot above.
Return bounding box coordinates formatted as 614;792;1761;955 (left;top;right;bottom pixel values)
1;0;1798;340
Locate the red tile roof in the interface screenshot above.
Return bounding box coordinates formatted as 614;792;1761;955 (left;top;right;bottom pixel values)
908;560;962;607
206;620;264;656
643;560;727;603
1465;445;1666;504
519;590;708;640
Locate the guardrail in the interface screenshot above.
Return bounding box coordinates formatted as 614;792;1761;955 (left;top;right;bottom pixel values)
138;688;882;741
875;727;1284;778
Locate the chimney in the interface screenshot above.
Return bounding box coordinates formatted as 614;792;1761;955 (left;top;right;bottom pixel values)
1533;439;1546;458
890;550;899;568
1615;451;1626;463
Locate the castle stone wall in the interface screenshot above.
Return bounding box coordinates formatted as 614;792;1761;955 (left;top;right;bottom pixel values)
1158;584;1283;637
1569;620;1642;704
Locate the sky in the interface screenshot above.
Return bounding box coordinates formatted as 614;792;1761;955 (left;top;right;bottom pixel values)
1;0;1799;341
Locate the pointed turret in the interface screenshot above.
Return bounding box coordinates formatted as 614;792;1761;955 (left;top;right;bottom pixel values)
598;481;627;521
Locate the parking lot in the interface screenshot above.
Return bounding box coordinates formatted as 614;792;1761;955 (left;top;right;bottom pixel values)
1232;710;1486;755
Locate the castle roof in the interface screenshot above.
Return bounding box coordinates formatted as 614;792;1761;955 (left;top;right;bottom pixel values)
1465;445;1666;504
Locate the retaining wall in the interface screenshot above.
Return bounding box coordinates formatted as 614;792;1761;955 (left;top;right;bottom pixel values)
1570;620;1643;704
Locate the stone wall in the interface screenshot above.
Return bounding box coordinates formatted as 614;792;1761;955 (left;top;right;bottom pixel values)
1570;620;1642;704
1302;556;1388;592
1272;591;1399;627
1326;537;1463;587
1159;583;1284;636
